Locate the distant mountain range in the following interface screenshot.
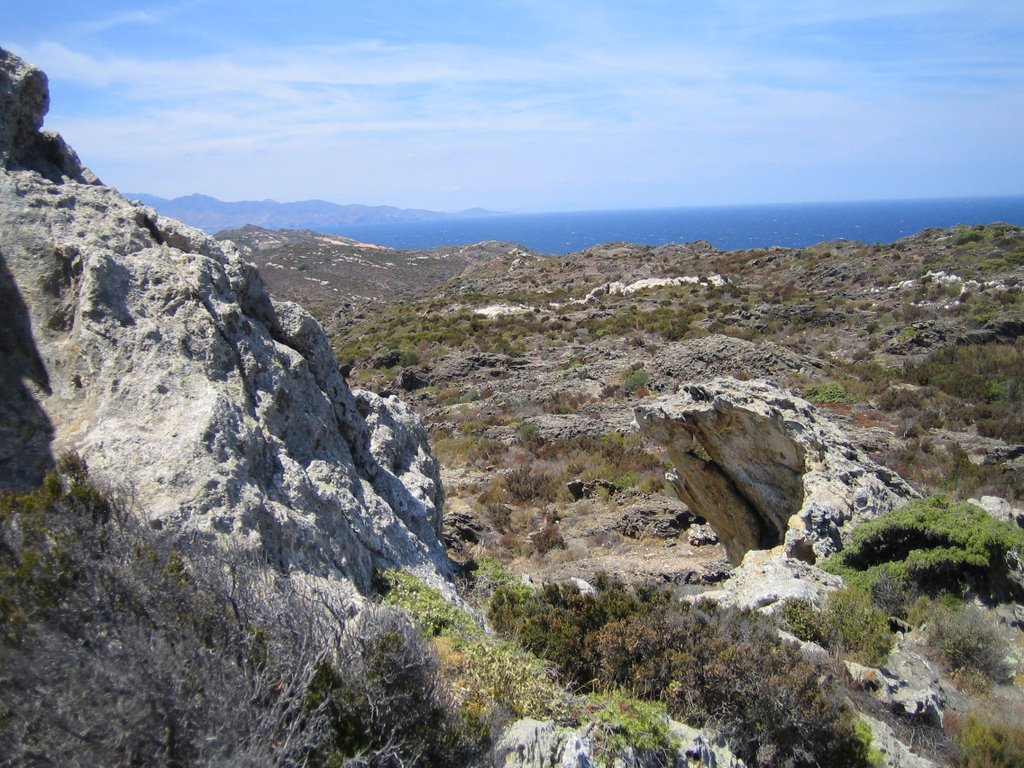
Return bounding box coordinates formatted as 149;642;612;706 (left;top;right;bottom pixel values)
126;193;500;234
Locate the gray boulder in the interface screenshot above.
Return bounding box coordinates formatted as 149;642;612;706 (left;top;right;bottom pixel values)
0;47;452;604
635;377;918;565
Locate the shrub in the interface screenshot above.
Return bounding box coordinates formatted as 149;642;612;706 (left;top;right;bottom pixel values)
490;578;873;767
781;598;830;647
821;588;894;666
309;605;483;767
925;604;1010;688
585;693;677;767
869;569;913;619
463;555;529;600
950;711;1024;768
381;569;566;723
822;495;1024;603
623;368;651;395
954;227;984;245
598;603;870;767
381;569;483;641
399;349;421;367
532;521;566;554
854;719;887;768
489;578;665;688
782;590;893;666
455;638;564;720
516;422;542;447
900;343;1024;442
803;382;857;404
505;464;560;503
0;459;340;765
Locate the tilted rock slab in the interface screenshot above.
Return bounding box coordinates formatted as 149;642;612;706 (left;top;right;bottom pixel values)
635;377;918;564
0;47;451;602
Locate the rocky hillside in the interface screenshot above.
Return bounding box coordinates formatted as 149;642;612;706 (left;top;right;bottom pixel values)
214;224;534;316
313;198;1024;765
4;44;1024;768
0;47;451;603
319;227;1023;587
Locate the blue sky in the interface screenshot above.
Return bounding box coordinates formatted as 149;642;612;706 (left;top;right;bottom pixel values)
4;1;1023;212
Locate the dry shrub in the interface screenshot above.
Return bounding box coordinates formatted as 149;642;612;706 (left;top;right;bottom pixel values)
489;578;872;768
532;521;566;554
505;464;560;503
947;710;1024;768
925;604;1011;688
0;460;487;768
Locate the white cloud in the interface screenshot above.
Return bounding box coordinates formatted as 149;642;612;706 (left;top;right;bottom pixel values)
8;1;1022;209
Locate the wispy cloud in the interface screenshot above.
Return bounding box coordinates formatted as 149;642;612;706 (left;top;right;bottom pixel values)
6;1;1023;209
71;10;165;36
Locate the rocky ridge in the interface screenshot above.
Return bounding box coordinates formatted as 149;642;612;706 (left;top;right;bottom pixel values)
214;224;536;318
0;47;452;603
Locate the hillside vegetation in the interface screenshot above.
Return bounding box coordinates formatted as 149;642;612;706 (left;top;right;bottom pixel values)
322;224;1024;581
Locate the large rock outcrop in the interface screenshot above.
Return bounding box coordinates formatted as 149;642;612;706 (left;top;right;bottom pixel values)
0;47;451;602
635;378;918;564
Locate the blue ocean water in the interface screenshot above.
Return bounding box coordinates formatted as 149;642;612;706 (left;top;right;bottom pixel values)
330;196;1024;255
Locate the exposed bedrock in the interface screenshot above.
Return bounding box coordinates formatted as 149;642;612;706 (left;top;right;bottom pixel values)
0;47;452;604
635;377;918;564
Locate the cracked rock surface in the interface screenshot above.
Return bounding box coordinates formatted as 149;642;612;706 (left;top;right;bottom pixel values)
0;47;452;603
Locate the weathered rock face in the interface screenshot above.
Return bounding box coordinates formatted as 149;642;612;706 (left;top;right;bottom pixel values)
0;48;451;601
635;377;918;564
0;49;98;185
492;717;746;768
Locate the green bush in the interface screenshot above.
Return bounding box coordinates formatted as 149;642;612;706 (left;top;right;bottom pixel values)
516;421;542;447
782;590;893;666
822;495;1024;603
803;382;857;404
488;578;664;688
823;588;894;666
623;368;651;395
381;569;566;722
954;227;984;245
456;639;565;720
854;720;887;768
952;711;1024;768
585;693;677;767
381;569;483;641
901;344;1024;440
463;555;530;599
781;598;830;646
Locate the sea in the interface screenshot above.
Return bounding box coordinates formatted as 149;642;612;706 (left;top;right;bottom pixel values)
329;196;1024;255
